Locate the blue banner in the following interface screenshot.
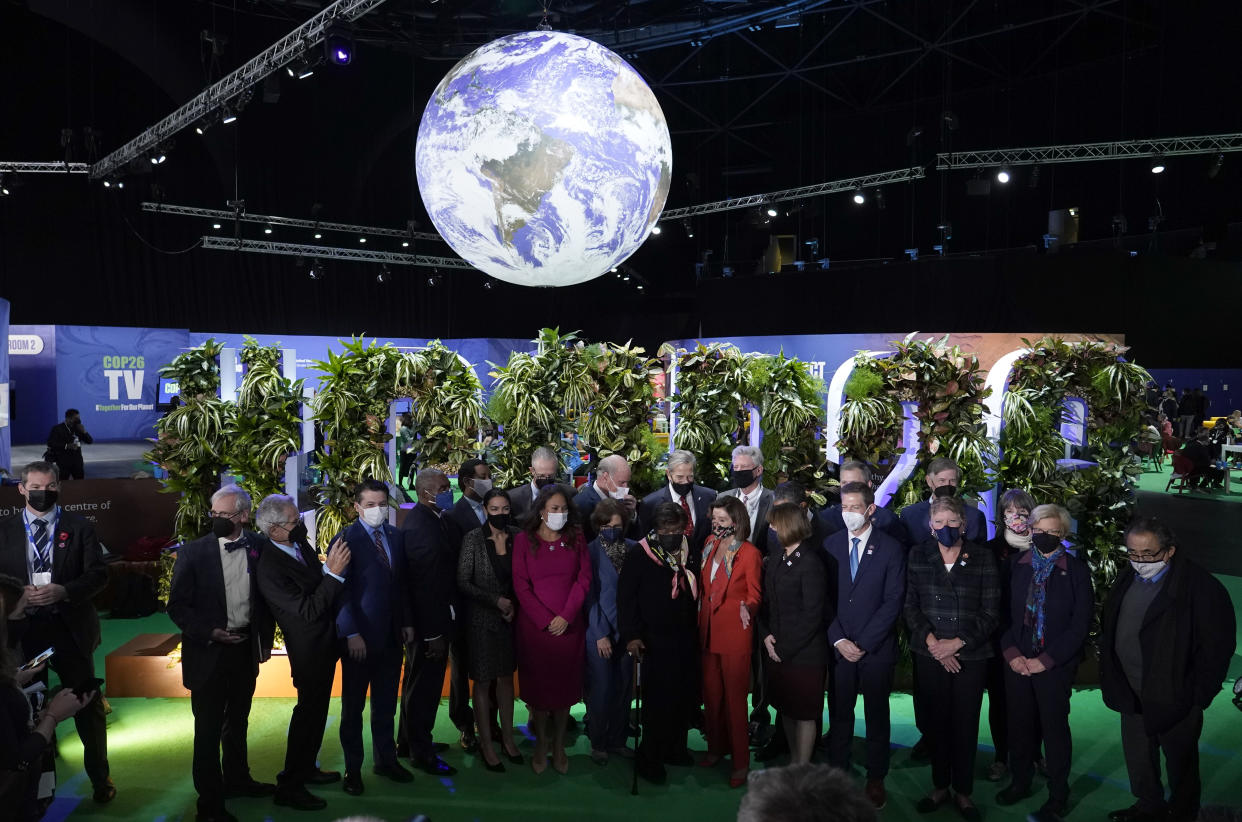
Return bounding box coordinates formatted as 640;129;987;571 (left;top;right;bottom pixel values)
7;324;58;448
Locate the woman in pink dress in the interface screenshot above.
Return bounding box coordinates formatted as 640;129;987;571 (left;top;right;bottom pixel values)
513;483;592;775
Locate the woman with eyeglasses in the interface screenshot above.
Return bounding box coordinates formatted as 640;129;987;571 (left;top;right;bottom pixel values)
995;504;1092;819
981;488;1037;784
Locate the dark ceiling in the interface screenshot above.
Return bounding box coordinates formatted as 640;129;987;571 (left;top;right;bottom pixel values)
1;0;1241;362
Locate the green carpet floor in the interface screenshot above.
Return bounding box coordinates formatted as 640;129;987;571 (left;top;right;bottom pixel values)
1134;458;1242;502
37;591;1242;822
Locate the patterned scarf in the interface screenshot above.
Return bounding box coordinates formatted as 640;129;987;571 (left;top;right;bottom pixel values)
643;530;698;600
702;534;742;579
601;537;629;573
1024;545;1066;651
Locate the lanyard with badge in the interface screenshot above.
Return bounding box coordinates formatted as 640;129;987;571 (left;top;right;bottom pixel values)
23;508;59;587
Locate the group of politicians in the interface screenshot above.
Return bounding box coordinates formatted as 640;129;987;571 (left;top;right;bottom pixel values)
0;445;1236;822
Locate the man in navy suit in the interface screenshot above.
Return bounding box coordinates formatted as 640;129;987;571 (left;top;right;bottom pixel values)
573;454;641;543
505;446;566;523
397;469;459;777
445;458;491;539
168;485;276;822
825;481;907;811
336;479;415;796
820;460;907;546
899;457;987;547
638;449;716;562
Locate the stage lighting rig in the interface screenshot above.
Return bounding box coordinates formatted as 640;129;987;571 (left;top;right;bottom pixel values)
324;20;355;66
852;188;865;204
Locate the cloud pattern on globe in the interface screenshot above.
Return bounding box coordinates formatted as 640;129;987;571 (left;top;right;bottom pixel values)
416;31;672;287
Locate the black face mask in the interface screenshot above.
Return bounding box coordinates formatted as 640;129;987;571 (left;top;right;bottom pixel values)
932;484;957;499
288;522;308;545
669;480;694;498
659;533;683;552
534;476;556;489
211;517;237;539
488;513;511;531
1031;532;1063;554
731;469;756;489
26;489;58;513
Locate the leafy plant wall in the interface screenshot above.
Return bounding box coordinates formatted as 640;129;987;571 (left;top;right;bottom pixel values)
578;341;666;494
838;335;996;508
486;328;596;489
754;353;833;505
227;338;305;504
405;340;486;473
661;342;757;490
999;337;1151;613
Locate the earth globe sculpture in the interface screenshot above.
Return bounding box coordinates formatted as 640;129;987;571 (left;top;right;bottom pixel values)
415;31;673;287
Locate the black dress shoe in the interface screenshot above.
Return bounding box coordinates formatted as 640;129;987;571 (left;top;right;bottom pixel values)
460;730;480;753
1037;799;1068;819
306;769;341;785
916;793;952;814
996;785;1033;806
957;802;982;822
92;779;117;803
223;779;277;798
373;762;414;783
413;755;458;776
342;772;364;796
479;752;506;773
1108;807;1160;822
911;736;931;761
504;747;525;765
274;786;327;811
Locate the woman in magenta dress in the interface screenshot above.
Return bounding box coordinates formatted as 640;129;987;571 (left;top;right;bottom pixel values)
513;483;592;775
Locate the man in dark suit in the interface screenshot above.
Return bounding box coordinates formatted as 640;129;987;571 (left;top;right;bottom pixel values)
820;460;907;546
0;461;113;802
638;449;717;562
1100;518;1235;822
899;457;987;547
717;445;775;546
167;485;277;822
506;446;563;523
335;479;415;796
254;494;351;812
45;408;93;480
825;482;907;811
397;469;460;777
446;458;491;538
573;454;641;543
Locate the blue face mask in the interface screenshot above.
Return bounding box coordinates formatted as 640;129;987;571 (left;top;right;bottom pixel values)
598;526;623;543
435;489;455;511
933;524;961;547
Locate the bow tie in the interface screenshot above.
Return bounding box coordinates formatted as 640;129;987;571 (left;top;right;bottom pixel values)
224;539;244;553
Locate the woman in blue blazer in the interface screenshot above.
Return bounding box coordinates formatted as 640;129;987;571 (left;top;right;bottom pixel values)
584;498;638;764
996;504;1092;818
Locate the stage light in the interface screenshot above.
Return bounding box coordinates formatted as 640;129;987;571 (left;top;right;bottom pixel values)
376;264;391;284
683;219;694;237
401;240;409;247
212;222;222;230
852;188;865;204
996;166;1010;184
874;188;885;210
286;52;317;80
0;174;9;196
194;116;213;135
651;225;662;235
1208;153;1225;179
1150;155;1165;174
313;232;322;240
264;224;273;235
221;104;238;124
766;207;778;217
308;259;324;280
610;267;618;273
427;269;442;286
103;177;124;189
482;281;493;290
358;237;367;244
636;284;644;290
324;21;355;66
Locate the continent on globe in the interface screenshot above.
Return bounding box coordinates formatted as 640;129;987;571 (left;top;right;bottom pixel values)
415;31;673;287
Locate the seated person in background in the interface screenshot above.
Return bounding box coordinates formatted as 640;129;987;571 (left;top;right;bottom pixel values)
820;460;906;546
1180;430;1224;490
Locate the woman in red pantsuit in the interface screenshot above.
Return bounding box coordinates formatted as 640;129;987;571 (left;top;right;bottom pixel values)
697;496;762;788
513;484;592;776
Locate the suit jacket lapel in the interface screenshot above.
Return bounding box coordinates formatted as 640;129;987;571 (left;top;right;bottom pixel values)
848;533;880;591
50;518;70;582
207;539;229;617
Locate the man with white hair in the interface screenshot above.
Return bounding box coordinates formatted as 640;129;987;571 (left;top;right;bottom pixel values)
717;445;774;545
168;484;277;822
638;449;717;560
254;494;351;812
507;446;571;522
573;454;640;542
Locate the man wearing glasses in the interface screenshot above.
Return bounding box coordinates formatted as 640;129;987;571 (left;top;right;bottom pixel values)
1099;517;1235;822
168;485;276;822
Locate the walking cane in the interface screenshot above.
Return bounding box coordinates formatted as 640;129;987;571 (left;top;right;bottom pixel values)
631;653;642;796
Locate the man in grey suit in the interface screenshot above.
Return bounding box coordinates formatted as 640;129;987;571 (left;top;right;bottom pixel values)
717;445;774;545
505;446;568;524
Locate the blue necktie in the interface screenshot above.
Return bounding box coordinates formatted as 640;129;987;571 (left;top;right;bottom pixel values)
32;518;52;574
850;537;860;582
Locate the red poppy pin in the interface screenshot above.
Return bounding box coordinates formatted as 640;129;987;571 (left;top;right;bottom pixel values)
59;531;69;541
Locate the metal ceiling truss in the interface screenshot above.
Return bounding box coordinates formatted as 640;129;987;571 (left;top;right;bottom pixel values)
200;236;473;269
0;162;90;173
936;133;1242;170
141;202;443;242
660;166;925;219
90;0;390;180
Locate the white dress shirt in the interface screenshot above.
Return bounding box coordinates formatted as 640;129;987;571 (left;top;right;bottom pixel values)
217;535;251;630
667;482;696;525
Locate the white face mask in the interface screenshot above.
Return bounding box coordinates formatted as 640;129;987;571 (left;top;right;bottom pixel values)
472;478;493;495
546;511;568;532
841;510;868;532
1130;559;1167;580
609;486;630;500
361;506;388;528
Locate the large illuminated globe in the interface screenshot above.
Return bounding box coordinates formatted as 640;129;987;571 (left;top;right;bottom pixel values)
415;31;672;287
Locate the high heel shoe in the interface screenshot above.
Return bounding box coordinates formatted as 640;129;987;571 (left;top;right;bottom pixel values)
478;747;506;773
552;752;569;775
504;745;525;765
729;769;749;789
